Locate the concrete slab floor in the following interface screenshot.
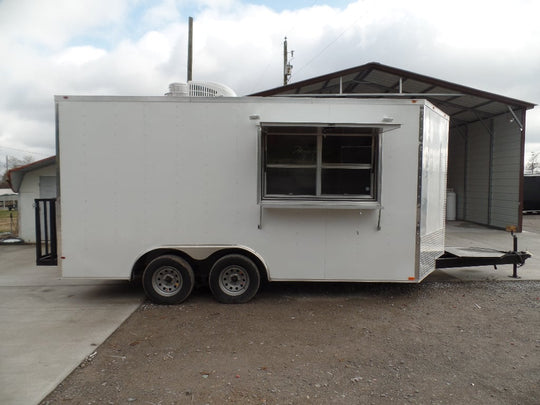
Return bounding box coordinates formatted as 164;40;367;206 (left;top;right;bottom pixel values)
0;216;538;404
0;245;144;405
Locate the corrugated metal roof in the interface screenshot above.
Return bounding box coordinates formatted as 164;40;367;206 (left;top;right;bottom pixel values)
251;62;536;128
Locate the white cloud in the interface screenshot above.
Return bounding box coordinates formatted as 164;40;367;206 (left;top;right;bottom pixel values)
137;31;173;63
0;110;55;160
0;0;539;164
434;0;540;51
142;0;182;27
53;46;107;66
0;0;130;49
525;111;540;149
525;143;540;157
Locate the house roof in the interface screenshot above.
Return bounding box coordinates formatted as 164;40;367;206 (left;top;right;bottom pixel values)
251;62;536;128
7;156;56;193
0;188;17;197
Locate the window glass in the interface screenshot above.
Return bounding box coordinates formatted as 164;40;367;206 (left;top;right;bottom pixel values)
266;135;316;165
321;169;371;195
322;136;372;164
266;168;316;195
261;125;379;202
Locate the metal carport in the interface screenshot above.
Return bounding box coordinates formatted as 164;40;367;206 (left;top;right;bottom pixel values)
252;62;536;231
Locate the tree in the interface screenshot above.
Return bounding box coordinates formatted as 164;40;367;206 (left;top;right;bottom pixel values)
0;155;35;185
525;152;539;174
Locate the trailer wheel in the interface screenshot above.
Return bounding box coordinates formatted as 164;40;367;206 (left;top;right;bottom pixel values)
209;254;260;304
142;255;195;304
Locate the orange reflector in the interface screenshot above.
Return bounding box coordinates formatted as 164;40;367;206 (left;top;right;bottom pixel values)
408;277;415;281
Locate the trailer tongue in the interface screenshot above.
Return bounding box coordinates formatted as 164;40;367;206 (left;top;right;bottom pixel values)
436;228;531;278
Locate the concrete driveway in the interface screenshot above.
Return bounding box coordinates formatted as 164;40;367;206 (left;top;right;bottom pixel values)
0;217;538;404
0;245;144;405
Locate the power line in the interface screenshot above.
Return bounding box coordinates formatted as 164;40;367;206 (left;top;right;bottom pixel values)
291;14;362;80
247;1;320;93
0;146;50;156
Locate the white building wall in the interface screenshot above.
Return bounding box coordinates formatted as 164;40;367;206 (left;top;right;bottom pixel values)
18;165;57;242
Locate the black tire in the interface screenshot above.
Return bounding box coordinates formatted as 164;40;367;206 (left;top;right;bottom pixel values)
142;255;195;304
209;254;261;304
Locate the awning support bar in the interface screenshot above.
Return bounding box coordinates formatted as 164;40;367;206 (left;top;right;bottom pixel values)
507;106;523;131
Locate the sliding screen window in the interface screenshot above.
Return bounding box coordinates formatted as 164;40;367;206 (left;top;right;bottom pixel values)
260;124;381;207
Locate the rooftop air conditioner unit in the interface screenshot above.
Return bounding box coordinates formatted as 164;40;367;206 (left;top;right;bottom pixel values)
166;81;237;97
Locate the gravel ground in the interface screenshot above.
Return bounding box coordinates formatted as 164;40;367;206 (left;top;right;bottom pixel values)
42;280;540;405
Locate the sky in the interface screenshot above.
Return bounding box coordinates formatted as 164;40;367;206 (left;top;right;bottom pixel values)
1;0;539;172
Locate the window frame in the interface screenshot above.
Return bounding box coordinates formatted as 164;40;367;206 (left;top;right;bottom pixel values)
258;123;385;208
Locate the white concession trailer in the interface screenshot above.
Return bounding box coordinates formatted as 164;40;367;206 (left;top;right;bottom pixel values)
51;95;450;304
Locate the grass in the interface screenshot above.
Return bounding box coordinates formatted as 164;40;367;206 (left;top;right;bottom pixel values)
0;209;17;218
0;209;18;234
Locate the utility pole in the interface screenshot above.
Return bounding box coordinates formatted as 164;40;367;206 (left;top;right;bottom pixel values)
283;37;293;86
187;16;193;82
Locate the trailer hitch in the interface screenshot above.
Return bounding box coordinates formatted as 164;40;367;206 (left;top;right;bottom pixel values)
435;225;531;276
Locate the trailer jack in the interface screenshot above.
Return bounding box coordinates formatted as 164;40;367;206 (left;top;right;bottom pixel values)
509;226;522;278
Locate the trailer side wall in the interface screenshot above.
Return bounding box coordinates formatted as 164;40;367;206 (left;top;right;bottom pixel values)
57;97;447;282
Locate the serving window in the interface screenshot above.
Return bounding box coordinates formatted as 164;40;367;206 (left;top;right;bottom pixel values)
260;125;380;203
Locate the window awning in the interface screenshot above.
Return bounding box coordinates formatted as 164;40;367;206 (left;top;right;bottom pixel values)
260;121;401;133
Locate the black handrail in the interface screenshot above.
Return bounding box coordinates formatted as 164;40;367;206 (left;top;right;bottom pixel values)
35;199;57;266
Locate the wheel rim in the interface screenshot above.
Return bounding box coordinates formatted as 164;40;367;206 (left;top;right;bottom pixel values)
218;265;250;296
152;266;183;297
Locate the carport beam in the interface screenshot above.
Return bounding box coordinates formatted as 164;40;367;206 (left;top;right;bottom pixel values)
507;106;523;131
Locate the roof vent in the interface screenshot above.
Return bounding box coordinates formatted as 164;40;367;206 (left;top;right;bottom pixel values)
165;81;237;97
166;82;189;97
